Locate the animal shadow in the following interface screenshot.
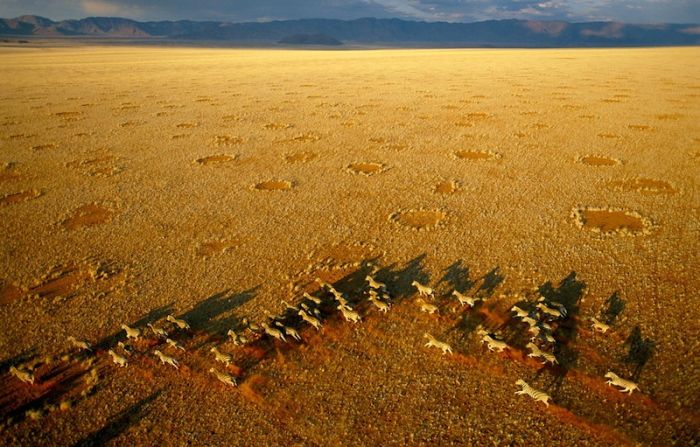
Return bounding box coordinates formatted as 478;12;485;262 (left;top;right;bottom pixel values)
603;291;625;325
371;254;430;302
624;326;655;381
536;272;586;398
438;260;474;294
95;304;174;351
73;390;161;447
179;287;258;336
477;267;503;298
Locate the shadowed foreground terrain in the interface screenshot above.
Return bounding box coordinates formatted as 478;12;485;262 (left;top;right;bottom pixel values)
0;45;699;446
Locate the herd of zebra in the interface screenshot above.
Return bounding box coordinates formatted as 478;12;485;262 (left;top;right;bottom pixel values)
8;273;640;413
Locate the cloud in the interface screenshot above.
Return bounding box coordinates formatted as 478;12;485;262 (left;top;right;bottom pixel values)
370;0;439;20
0;0;698;23
80;0;143;17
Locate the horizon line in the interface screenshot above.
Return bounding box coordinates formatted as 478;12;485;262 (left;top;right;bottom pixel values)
4;14;700;27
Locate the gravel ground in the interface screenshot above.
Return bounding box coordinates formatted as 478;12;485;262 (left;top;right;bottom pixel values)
0;44;698;446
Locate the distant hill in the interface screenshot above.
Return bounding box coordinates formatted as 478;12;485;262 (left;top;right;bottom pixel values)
279;33;342;46
1;15;699;47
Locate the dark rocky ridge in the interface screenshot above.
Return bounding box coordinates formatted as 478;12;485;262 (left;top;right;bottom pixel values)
1;15;699;47
278;33;342;46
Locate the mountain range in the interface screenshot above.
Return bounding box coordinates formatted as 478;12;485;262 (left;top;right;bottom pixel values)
1;15;699;47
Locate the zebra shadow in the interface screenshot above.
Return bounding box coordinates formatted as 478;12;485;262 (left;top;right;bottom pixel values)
371;253;430;302
437;260;475;295
477;267;504;299
624;326;655;381
234;255;430;372
602;291;625;325
2;305;174;427
534;272;586;402
179;287;258;336
73;390;162;447
94;304;175;352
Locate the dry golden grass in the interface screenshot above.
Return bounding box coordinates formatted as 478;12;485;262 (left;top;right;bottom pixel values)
0;44;699;446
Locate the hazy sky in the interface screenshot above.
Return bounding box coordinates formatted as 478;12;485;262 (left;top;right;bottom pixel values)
1;0;699;23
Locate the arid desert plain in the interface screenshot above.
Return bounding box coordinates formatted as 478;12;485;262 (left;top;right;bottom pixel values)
0;45;699;446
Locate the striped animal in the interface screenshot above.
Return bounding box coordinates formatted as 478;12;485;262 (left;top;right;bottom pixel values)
300;302;322;318
542;332;556;344
368;294;391;313
515;379;552;407
261;320;287;342
417;298;438;314
166;315;190;330
108;350;128;367
147;323;168;338
480;332;509;352
227;330;248;346
453;290;480;307
605;372;639;394
366;275;387;290
166;338;186;351
210;368;237;387
338;304;362;323
521;316;538;328
411;281;434;297
591;317;610;334
537;321;553;332
303;292;322;305
529;326;556;344
117;341;132;355
511;305;530;319
330;289;346;303
154;350;179;369
281;300;298;311
537;298;567;317
121;324;140;340
275;322;302;341
315;278;332;289
10;366;35;384
298;309;323;330
527;325;541;339
210;347;232;365
424;333;453;355
242;318;261;332
67;336;92;351
526;342;558;365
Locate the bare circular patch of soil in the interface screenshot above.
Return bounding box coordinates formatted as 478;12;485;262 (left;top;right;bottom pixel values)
195;154;236;165
384;143;409;151
572;206;652;235
62;203;115;230
577;155;622;166
389;209;447;230
608;178;676;194
176;122;198;128
0;162;20;183
32;143;57;151
285;152;317;164
628;124;653;131
291;132;321;143
0;281;24;305
253;180;293;191
453;150;501;161
347;162;385;176
196;239;237;257
212;135;244;147
307;241;382;272
466;112;490;120
264;123;293;130
434;180;459;194
0;189;41;207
